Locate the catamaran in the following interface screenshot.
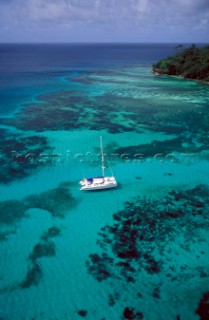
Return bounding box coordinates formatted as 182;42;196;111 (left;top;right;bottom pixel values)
79;136;118;191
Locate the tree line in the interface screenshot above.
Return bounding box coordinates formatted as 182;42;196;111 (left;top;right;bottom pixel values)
152;44;209;82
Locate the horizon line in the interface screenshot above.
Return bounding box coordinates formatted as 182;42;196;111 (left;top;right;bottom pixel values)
0;41;208;45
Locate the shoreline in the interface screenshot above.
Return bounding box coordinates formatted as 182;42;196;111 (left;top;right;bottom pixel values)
152;70;209;85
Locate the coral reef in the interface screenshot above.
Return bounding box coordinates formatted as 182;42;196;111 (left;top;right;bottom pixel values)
0;200;27;241
20;226;61;289
0;128;51;184
0;184;76;242
86;184;209;316
29;241;56;262
24;184;77;217
20;262;43;289
0;200;26;225
86;253;113;282
41;226;61;241
3;71;208;139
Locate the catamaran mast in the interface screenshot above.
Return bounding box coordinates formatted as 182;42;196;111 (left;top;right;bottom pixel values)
100;136;105;177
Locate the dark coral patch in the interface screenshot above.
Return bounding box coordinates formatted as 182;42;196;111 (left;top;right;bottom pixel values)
0;230;14;241
41;226;61;241
0;91;90;132
20;226;61;289
24;184;77;217
153;287;161;299
123;307;144;319
0;184;76;225
0;200;23;241
0;200;26;225
1;65;209;159
0;184;75;244
86;253;113;282
0;82;171;135
86;184;209;288
29;241;56;262
20;262;43;289
0;199;26;240
108;294;116;307
0;128;52;184
144;255;161;274
77;310;88;317
113;135;209;162
196;292;209;320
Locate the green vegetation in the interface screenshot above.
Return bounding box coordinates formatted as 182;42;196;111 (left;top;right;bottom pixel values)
153;44;209;82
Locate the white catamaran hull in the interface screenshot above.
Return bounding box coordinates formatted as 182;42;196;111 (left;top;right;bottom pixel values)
79;136;118;191
80;176;117;191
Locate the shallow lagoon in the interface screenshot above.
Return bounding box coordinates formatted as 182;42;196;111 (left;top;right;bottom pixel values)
0;44;209;320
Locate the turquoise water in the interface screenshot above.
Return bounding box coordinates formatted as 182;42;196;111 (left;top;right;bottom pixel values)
0;44;209;320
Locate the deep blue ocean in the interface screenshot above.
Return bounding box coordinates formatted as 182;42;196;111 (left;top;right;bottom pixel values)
0;43;179;115
0;43;209;320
